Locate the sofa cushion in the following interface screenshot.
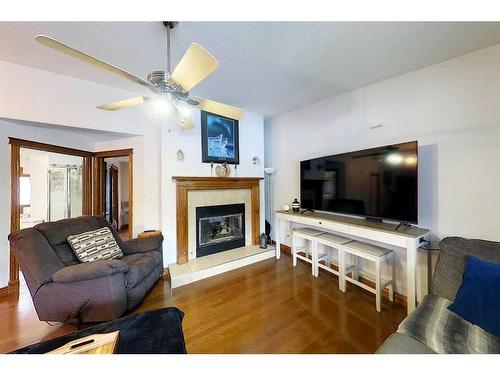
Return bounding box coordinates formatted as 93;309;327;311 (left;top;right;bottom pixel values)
68;227;123;263
432;237;500;301
126;264;163;309
8;228;65;295
36;216;102;265
121;252;160;289
448;256;500;336
52;259;128;283
398;294;500;353
376;332;436;354
141;249;162;264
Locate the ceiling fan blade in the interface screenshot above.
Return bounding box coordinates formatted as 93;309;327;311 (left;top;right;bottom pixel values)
35;35;154;90
170;43;219;92
193;97;245;120
97;96;151;111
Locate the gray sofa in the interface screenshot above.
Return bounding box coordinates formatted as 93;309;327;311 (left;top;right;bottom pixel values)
377;236;500;354
9;215;164;323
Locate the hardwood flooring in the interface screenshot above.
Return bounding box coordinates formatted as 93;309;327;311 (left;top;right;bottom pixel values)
0;254;406;354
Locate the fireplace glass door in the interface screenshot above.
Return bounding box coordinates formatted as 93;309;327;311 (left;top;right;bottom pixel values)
196;203;245;257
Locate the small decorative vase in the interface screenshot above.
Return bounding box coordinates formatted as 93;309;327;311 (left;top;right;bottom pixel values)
283;204;290;211
259;233;267;249
291;198;300;213
215;163;230;177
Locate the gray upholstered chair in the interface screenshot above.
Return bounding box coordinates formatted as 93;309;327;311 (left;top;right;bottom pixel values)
8;216;163;323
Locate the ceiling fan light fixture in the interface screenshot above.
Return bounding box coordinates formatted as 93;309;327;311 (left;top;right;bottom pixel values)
175;101;193;117
151;96;174;115
177;115;193;130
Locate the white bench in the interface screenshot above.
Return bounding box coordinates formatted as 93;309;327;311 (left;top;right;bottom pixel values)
291;227;325;274
314;233;354;292
341;240;395;312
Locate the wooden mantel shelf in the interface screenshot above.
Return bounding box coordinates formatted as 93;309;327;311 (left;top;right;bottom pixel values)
172;176;263;184
173;176;263;264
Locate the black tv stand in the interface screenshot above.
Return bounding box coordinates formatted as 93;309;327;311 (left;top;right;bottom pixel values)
300;208;315;214
395;222;413;231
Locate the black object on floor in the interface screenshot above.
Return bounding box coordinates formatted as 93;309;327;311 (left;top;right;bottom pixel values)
11;307;186;354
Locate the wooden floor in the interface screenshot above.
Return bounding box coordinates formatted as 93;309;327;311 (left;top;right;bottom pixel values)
0;254;406;354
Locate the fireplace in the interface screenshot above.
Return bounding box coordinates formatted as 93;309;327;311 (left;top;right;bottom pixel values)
196;203;245;258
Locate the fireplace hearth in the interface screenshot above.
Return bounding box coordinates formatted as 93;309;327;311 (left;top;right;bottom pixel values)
196;203;245;258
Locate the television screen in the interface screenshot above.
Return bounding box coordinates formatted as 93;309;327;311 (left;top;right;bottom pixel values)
300;141;418;223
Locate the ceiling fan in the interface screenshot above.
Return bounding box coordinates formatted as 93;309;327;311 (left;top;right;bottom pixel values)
35;21;245;129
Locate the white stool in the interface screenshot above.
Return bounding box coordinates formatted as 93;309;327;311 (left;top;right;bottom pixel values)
341;241;395;312
314;233;354;291
291;227;325;275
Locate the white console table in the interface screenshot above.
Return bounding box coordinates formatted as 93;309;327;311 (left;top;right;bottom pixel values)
274;210;429;314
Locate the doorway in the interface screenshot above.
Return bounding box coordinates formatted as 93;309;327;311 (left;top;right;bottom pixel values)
93;149;133;241
102;156;131;241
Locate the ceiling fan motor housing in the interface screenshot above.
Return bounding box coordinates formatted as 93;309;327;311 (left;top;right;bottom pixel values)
147;70;167;85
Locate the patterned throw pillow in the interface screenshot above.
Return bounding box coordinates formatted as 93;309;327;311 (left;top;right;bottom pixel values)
68;227;123;263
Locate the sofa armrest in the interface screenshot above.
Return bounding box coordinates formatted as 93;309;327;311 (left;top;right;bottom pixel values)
121;236;163;255
52;259;128;283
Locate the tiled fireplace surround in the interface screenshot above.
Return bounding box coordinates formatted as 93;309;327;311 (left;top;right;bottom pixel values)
188;189;251;260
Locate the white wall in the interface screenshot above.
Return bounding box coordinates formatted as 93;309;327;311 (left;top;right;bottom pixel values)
266;43;500;298
0;60;149;136
0;118;97;287
161;109;265;265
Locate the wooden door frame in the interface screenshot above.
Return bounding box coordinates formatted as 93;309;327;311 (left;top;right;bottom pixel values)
93;149;133;241
8;138;94;293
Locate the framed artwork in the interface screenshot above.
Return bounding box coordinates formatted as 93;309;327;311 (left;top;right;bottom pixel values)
201;110;240;165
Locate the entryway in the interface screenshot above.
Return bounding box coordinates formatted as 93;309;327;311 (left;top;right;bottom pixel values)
93;149;133;241
101;156;132;241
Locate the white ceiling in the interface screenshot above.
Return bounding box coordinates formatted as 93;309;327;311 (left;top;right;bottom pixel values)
2;22;500;117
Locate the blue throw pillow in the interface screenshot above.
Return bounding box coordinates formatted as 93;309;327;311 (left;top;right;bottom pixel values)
448;256;500;336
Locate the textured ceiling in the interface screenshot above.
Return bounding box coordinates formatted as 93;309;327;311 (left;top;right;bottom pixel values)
2;21;500;117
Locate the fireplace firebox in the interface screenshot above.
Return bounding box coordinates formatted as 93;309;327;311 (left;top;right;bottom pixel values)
196;203;245;258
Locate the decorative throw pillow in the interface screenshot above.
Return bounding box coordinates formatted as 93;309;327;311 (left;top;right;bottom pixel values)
448;256;500;336
68;227;123;263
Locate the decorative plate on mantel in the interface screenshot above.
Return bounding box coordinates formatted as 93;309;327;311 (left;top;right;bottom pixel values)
215;163;230;177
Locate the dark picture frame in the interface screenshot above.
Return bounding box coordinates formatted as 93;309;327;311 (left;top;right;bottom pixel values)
201;110;240;165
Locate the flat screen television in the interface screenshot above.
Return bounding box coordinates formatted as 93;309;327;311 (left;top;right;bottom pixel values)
300;141;418;223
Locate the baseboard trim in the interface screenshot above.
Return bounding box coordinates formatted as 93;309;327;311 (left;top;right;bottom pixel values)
0;286;8;298
272;241;407;308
